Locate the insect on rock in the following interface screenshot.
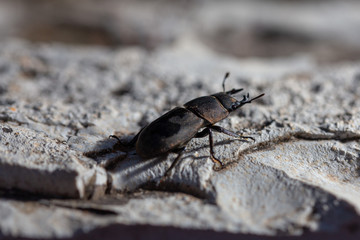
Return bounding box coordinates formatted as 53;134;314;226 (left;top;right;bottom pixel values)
111;73;264;177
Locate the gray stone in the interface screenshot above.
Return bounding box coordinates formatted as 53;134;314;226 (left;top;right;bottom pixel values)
1;39;359;238
1;1;360;238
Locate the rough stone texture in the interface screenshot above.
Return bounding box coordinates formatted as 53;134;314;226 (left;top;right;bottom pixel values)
1;0;360;239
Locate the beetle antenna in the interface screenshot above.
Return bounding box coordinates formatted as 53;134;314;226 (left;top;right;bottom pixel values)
226;88;243;95
248;93;265;103
231;93;265;110
222;72;230;92
222;72;243;95
241;93;265;104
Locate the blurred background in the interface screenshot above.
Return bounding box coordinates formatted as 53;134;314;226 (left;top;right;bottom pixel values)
1;0;360;64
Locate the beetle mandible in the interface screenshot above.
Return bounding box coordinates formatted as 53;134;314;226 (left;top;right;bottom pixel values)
111;73;264;176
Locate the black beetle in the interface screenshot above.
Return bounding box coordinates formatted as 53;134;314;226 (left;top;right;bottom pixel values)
111;73;264;176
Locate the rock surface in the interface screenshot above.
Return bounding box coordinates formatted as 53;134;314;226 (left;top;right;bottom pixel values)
1;1;360;239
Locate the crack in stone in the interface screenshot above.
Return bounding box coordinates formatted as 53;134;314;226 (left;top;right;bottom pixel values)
39;200;119;216
233;131;360;164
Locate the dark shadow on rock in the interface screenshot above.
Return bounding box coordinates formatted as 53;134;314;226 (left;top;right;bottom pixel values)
6;222;360;240
0;163;80;199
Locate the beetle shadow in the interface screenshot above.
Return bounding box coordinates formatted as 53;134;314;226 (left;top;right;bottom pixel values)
83;136;172;176
83;136;133;168
115;154;169;179
122;137;247;185
84;136;251;182
188;138;250;153
125;136;246;176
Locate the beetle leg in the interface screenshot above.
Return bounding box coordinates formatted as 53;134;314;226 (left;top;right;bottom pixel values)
208;128;224;169
162;147;186;179
109;134;137;150
209;125;255;142
109;126;145;148
109;135;122;142
127;129;142;146
194;128;224;169
194;128;210;138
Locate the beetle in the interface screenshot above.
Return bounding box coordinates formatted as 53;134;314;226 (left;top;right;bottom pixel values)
111;73;264;176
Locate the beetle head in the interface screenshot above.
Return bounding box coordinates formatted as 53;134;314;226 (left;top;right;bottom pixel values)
213;72;265;112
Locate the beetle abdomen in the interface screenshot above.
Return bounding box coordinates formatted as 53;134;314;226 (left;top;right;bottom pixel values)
136;107;206;159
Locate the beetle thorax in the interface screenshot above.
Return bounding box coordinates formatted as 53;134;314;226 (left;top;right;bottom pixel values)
184;95;230;124
211;92;240;111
